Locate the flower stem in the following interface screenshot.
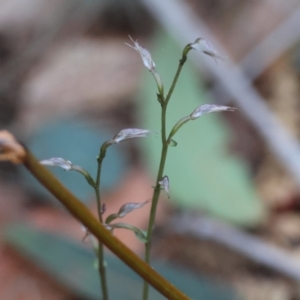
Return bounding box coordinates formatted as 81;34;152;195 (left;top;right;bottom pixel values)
142;50;188;300
164;53;187;107
95;144;108;221
94;143;110;300
142;141;168;299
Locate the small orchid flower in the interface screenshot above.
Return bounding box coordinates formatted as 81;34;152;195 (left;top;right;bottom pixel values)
126;36;156;71
105;199;150;224
126;36;164;95
117;200;151;218
190;104;236;120
111;128;151;144
40;157;95;187
159;175;170;198
40;157;73;170
190;38;224;63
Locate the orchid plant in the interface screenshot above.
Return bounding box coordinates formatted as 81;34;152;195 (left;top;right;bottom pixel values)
0;36;236;300
126;36;235;300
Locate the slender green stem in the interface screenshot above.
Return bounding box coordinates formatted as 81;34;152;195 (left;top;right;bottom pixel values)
164;54;187;107
94;143;110;300
95;144;108;222
142;143;168;299
142;104;168;299
143;52;188;300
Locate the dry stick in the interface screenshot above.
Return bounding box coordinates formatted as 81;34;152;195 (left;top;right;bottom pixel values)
172;213;300;281
23;149;189;300
211;5;300;102
239;5;300;81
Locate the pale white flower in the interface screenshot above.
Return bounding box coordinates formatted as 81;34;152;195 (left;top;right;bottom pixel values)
105;199;151;224
111;128;151;144
159;175;170;198
190;104;236;120
40;157;73;170
191;38;224;62
126;36;156;71
117;200;150;218
40;157;94;186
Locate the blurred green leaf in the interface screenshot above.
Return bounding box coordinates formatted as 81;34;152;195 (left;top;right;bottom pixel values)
138;31;265;225
4;224;240;300
22;118;128;204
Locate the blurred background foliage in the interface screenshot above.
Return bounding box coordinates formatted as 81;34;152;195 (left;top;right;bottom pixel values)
1;0;300;299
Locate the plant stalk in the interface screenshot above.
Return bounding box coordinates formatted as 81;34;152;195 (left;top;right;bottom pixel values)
142;52;189;300
94;144;110;300
142;142;168;299
164;55;187;107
